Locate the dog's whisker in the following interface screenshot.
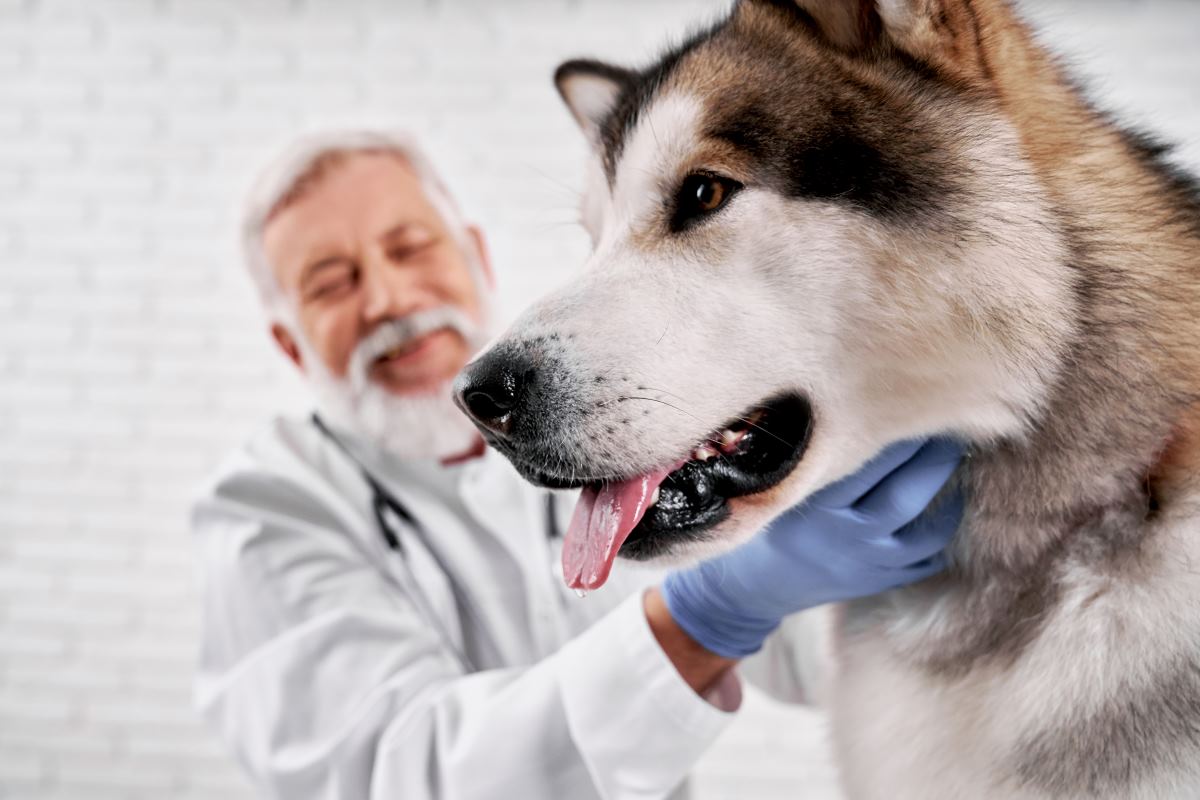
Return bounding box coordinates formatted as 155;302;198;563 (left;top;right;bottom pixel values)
518;160;581;198
610;395;704;423
722;412;796;449
625;383;794;449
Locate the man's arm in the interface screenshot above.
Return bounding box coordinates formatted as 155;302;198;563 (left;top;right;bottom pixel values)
650;588;831;707
644;587;735;695
193;464;733;800
194;437;960;798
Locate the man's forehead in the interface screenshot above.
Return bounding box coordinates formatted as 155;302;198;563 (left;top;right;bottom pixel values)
265;151;422;227
261;153;437;277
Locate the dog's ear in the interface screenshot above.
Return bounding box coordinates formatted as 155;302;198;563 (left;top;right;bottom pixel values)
752;0;991;85
554;59;635;145
873;0;992;84
785;0;883;51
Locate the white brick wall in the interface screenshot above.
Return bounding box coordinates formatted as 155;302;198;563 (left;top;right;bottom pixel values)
0;1;1196;798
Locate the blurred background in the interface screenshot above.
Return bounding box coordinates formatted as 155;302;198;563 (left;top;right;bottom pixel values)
0;0;1197;798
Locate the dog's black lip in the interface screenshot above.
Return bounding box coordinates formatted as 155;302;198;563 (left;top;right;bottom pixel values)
621;392;814;560
498;393;814;557
488;441;619;490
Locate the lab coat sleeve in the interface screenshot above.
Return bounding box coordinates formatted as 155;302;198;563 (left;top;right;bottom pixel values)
192;464;736;800
737;608;832;707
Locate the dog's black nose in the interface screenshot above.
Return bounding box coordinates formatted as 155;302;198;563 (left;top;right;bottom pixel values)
455;351;528;436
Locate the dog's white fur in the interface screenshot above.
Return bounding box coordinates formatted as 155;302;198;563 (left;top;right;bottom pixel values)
475;1;1200;794
504;86;1074;561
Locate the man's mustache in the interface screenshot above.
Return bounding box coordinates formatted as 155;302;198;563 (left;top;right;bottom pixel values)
347;307;479;386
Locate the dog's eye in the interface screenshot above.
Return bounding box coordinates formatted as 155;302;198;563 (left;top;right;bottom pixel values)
671;173;742;232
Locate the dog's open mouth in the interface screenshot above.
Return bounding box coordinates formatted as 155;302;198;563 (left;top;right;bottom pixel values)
562;393;813;591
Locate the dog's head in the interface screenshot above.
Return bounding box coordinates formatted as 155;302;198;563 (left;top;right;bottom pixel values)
456;0;1078;589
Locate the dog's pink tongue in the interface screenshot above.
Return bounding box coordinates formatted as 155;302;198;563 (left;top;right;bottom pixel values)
563;469;673;592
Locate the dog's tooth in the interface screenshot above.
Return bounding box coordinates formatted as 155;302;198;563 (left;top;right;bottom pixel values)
693;445;718;462
715;429;744;453
649;486;661;507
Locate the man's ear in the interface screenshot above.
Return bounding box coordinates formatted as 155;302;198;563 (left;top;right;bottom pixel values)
749;0;992;86
271;323;303;371
466;224;495;288
553;59;635;146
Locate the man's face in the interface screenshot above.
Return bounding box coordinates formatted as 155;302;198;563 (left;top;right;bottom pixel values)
263;152;486;395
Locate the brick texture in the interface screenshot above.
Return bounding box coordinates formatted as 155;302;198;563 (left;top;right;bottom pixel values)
0;1;1197;798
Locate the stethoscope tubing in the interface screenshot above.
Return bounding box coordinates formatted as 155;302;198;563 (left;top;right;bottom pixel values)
312;414;559;674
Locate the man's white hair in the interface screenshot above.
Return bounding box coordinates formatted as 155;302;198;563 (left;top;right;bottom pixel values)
241;130;493;459
241;130;472;321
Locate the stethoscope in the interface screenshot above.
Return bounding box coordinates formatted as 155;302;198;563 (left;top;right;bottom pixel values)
312;413;560;674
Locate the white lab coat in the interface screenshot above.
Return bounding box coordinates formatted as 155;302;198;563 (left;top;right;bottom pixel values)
192;415;826;800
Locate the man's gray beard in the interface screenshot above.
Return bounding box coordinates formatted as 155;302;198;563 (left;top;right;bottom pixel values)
298;305;489;461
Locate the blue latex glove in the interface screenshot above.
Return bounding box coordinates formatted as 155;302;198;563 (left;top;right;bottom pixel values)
662;438;964;658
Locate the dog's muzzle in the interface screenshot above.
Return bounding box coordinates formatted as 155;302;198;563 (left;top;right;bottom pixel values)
456;344;815;586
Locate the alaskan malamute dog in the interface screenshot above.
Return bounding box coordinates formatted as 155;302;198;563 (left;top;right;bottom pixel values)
455;0;1200;796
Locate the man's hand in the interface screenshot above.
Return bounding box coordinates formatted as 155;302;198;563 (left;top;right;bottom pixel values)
655;438;963;680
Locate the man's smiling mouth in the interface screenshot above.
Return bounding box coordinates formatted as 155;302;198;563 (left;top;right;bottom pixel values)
373;328;450;364
367;328;464;381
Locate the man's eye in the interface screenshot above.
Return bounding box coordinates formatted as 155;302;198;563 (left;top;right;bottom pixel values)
671;173;742;232
304;269;357;301
388;237;437;262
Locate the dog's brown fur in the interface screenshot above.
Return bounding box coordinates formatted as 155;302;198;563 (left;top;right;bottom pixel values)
499;1;1200;794
756;2;1200;795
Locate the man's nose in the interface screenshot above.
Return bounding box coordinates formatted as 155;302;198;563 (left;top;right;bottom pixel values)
453;348;532;437
360;254;417;323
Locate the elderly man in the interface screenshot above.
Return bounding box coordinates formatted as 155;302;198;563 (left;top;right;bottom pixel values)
192;131;960;800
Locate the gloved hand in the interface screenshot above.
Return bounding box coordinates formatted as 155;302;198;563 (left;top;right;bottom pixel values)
662;438;964;659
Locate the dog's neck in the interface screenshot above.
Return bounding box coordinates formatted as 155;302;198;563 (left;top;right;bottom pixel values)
961;357;1187;576
958;209;1200;577
954;0;1200;576
846;0;1200;679
879;312;1198;675
893;319;1197;676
